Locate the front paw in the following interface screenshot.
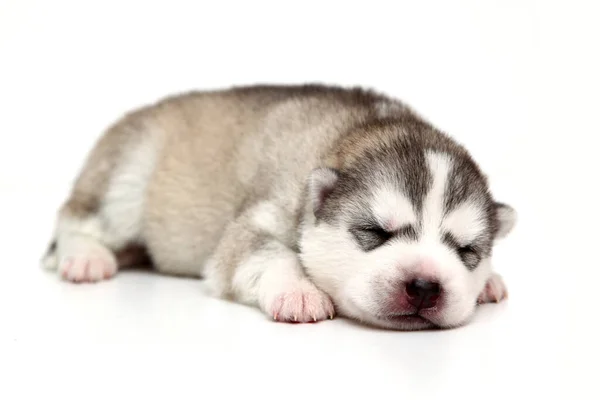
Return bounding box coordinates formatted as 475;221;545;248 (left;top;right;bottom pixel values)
262;279;335;323
478;273;508;304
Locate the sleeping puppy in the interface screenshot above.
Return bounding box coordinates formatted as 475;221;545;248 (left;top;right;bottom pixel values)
42;84;516;330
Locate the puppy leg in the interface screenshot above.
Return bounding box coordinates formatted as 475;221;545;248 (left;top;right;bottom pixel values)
42;109;160;282
238;241;335;322
55;231;118;282
204;215;335;323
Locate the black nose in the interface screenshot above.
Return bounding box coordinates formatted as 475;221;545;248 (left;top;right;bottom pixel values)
405;279;441;309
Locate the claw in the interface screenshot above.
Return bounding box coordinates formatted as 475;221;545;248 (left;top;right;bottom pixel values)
294;315;297;322
329;313;334;320
274;313;278;321
312;315;317;322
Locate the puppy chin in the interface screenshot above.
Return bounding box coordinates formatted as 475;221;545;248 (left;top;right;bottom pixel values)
376;316;437;331
347;308;438;330
338;293;476;331
335;298;432;330
369;310;473;331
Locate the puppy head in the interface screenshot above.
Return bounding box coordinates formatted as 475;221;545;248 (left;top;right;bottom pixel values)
299;122;516;330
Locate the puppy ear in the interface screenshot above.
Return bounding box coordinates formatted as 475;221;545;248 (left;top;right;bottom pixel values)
494;202;517;239
308;168;340;216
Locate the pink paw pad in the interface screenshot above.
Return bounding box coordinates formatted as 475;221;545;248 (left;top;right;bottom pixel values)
478;273;508;304
59;255;117;283
269;282;335;323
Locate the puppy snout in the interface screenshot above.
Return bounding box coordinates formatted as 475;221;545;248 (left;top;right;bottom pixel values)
405;279;441;309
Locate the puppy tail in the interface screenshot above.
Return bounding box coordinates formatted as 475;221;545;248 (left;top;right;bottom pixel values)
41;237;58;270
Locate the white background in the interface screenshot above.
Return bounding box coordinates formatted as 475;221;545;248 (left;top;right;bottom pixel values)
1;1;598;399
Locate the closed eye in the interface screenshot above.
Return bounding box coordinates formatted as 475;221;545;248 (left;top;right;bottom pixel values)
443;232;482;270
356;226;392;246
351;224;416;251
458;244;477;259
457;245;481;269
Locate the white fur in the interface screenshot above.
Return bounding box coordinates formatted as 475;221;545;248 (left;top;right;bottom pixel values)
371;186;416;229
443;201;487;244
57;215;104;241
232;242;334;322
100;137;158;248
201;256;226;298
421;152;451;243
250;201;286;238
41;250;58;270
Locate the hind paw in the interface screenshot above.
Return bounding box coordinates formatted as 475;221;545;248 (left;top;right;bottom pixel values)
57;237;117;283
59;255;117;283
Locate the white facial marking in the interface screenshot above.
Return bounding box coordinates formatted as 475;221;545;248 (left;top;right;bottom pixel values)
443;201;486;244
421;152;452;243
371;186;416;230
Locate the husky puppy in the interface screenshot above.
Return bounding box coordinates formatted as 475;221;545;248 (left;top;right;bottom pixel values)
42;84;516;330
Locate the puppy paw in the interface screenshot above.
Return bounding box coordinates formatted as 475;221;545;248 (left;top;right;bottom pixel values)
58;238;117;283
477;273;508;304
263;280;335;323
